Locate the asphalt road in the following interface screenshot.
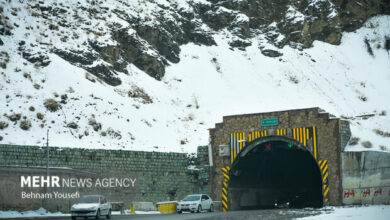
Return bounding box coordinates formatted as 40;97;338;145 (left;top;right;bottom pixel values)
1;208;331;220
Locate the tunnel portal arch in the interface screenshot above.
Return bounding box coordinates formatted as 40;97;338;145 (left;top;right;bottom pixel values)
228;136;324;210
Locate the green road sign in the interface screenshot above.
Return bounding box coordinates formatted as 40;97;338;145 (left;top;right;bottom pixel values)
261;118;278;126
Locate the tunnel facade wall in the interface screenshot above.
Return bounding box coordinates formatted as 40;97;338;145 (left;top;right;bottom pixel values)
342;151;390;205
210;108;350;207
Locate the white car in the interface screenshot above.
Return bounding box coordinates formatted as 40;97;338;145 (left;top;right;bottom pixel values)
71;195;112;219
177;194;213;213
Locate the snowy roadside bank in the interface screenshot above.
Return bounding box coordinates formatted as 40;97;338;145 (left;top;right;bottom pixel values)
0;208;161;219
295;205;390;220
0;208;68;219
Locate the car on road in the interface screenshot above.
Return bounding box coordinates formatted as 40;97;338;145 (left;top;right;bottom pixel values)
274;200;290;209
177;194;213;213
71;195;112;219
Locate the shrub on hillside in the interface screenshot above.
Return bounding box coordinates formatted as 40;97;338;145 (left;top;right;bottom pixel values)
348;137;359;146
180;139;188;145
33;83;41;90
0;121;8;129
106;128;122;139
362;141;372;148
67;122;78;129
20;120;31;130
0;51;9;69
8;113;21;122
60;94;68;104
358;95;367;102
36;112;44;120
44;99;60;112
385;36;390;52
88;118;102;131
373;129;390;137
288;75;299;84
128;86;153;104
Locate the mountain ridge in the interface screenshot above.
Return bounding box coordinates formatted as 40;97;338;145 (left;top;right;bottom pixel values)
0;0;390;153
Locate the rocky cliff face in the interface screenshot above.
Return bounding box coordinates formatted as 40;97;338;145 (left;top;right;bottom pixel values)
1;0;390;152
1;0;388;85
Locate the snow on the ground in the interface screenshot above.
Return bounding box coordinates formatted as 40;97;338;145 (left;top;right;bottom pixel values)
0;207;68;219
0;208;160;218
0;209;161;218
0;0;389;154
296;205;390;220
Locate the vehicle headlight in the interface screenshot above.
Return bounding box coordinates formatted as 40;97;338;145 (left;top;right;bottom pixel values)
190;203;197;206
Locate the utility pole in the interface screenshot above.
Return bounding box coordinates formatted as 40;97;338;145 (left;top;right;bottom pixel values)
46;129;49;177
43;129;50;209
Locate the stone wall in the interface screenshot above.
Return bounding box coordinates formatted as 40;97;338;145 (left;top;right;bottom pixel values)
195;146;210;194
342;151;390;205
0;166;99;212
209;107;346;206
0;144;209;212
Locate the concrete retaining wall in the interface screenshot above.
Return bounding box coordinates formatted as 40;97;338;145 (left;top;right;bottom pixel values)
133;202;157;211
342;151;390;205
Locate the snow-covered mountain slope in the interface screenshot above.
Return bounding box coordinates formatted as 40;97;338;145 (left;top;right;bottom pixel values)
0;0;389;153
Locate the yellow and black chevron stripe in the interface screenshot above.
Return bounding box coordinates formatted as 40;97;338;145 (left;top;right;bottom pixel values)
292;126;318;159
318;160;329;204
221;166;230;212
276;128;287;136
230;132;246;163
313;126;318;160
231;130;270;164
248;130;267;142
293;127;309;146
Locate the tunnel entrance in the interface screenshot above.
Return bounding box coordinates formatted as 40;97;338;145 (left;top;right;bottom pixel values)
229;136;323;210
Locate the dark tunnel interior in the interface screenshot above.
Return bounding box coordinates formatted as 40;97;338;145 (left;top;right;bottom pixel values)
229;140;323;210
